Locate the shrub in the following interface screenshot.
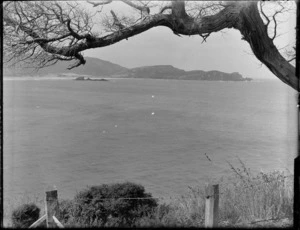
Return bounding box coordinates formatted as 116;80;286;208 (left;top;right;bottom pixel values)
11;203;40;228
135;202;191;227
71;182;158;227
58;199;76;225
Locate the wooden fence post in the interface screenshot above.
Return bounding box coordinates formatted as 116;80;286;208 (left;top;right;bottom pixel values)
294;156;300;229
205;184;219;228
45;190;59;228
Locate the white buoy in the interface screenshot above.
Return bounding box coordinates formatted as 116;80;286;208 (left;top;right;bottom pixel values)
151;112;155;115
152;95;155;98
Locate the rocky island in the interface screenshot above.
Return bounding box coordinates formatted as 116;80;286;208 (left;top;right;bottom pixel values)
75;76;108;81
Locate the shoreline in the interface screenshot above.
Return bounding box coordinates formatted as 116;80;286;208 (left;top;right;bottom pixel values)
3;76;273;82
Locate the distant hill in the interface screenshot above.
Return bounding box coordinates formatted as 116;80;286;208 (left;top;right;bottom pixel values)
126;66;251;81
127;65;186;79
4;57;252;81
4;57;128;77
184;70;251;81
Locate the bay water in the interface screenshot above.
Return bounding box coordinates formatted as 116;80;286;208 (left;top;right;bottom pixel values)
3;78;297;205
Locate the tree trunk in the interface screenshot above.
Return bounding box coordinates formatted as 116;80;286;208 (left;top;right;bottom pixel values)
234;2;298;91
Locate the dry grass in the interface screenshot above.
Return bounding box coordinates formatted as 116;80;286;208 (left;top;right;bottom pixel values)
219;158;293;226
3;159;293;228
148;158;293;228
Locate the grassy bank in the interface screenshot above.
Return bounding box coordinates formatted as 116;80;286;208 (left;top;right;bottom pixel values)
4;162;293;228
139;161;293;228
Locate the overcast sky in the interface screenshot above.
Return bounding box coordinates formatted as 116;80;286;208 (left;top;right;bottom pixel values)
83;1;296;79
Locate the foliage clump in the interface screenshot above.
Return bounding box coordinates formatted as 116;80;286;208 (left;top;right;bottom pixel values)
61;182;158;227
11;203;40;228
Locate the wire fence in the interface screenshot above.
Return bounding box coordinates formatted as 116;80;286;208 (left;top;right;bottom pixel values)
7;173;293;203
4;169;294;228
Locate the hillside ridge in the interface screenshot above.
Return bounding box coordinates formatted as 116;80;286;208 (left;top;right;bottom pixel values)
4;57;252;81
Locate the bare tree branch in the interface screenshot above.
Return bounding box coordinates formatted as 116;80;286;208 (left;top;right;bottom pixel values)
67;53;86;70
86;0;112;7
3;1;297;91
259;1;270;27
4;1;96;69
121;0;150;15
287;57;296;63
110;10;125;30
66;19;92;40
20;33;72;45
200;33;211;43
271;14;278;41
159;5;172;14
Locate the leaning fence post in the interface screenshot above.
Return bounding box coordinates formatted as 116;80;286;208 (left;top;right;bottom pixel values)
29;214;46;228
45;190;59;228
205;184;219;228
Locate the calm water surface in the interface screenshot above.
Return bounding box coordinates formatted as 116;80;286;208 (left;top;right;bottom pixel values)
3;78;297;203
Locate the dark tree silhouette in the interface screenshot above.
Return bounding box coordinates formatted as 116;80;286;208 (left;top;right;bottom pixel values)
3;1;297;90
